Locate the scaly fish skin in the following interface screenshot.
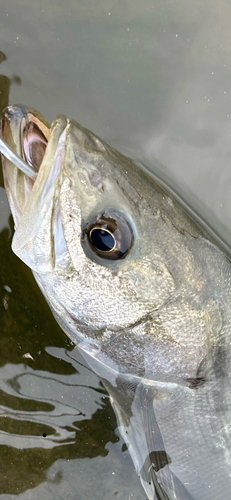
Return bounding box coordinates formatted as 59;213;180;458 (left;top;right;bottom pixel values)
1;104;231;500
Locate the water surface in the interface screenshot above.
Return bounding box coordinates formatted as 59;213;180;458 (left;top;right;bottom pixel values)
1;0;231;498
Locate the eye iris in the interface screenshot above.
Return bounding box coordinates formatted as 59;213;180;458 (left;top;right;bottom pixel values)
90;228;115;252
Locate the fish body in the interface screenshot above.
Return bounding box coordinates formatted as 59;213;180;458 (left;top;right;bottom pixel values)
1;105;231;499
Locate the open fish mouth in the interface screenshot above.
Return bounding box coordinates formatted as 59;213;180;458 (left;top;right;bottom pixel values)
1;105;68;228
2;104;50;175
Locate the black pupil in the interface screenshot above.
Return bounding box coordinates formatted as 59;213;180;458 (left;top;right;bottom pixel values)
90;228;114;252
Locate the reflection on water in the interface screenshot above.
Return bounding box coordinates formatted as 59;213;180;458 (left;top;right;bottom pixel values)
0;51;21;119
0;349;117;494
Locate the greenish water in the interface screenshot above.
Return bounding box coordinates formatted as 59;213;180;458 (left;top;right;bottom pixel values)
1;0;231;498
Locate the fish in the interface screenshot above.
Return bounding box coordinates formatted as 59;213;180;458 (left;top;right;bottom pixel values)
1;104;231;500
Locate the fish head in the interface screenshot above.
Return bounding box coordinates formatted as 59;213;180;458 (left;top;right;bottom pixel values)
1;104;215;383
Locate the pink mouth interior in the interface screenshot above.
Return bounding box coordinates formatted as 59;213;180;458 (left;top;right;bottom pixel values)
22;116;50;174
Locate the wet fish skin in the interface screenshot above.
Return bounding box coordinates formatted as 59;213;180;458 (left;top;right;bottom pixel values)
1;104;231;500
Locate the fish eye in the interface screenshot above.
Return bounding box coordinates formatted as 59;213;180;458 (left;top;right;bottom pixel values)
86;212;133;260
22;121;48;172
